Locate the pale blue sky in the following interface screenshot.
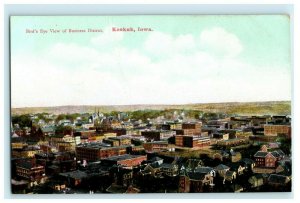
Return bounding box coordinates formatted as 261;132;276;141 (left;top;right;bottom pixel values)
10;15;291;107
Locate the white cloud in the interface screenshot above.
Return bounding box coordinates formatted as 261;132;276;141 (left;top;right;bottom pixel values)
11;27;291;108
90;25;124;47
199;27;243;58
144;32;197;57
47;43;100;68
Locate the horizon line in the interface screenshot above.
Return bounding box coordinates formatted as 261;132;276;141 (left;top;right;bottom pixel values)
11;100;291;109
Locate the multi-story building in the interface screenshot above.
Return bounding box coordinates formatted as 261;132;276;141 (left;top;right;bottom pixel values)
141;130;160;141
16;159;45;181
75;143;128;162
109;136;132;146
143;141;169;152
175;135;210;148
249;116;271;127
174;122;202;136
101;154;147;167
103;138;120;147
170;123;182;130
212;133;229;140
179;167;214;193
11;142;28;150
264;124;291;138
182;122;202;134
160;163;179;177
50;134;76;152
12;148;41;158
141;130;175;141
109;128;127;136
254;151;277;168
39;144;58;153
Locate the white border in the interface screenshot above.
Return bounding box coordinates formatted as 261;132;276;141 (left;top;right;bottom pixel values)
1;1;299;202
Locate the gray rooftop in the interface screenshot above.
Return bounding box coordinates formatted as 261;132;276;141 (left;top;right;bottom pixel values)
103;154;145;162
59;170;87;179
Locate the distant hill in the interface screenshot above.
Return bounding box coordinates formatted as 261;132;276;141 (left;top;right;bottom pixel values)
11;101;291;116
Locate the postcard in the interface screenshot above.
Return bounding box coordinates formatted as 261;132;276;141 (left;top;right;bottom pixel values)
10;15;291;194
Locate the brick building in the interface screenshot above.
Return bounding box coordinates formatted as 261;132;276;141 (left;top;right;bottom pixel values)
50;134;76;152
254;151;277;168
12;148;39;158
141;130;175;141
179;171;213;193
101;154;147;167
103;138;120;147
216;138;248;147
173;122;202;136
212;133;229;140
109;136;132;146
249;116;271;127
75;143;129;162
11;142;28;150
110;128;127;136
175;135;210;148
182;122;202;134
170;123;182;130
15;159;45;181
264;124;291;138
143;141;169;152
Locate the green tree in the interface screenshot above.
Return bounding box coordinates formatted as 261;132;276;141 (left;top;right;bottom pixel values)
12;114;32;128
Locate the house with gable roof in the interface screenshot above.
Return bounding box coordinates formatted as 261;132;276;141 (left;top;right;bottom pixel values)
254;151;276;168
214;164;230;178
178;166;215;193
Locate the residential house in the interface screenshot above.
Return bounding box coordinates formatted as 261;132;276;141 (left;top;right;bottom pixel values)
106;184;140;194
268;142;280;149
248;174;264;188
240;158;256;172
260;144;268;152
194;167;216;177
223;170;236;184
268;174;291;188
179;166;214;193
185;159;204;171
110;167;133;187
40;126;55;137
59;170;88;187
140;162;162;177
160;163;179;177
254;151;277;168
228;162;245;176
148;156;164;165
214;164;230;178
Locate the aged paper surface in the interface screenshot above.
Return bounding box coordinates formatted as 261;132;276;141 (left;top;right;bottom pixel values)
10;15;291;194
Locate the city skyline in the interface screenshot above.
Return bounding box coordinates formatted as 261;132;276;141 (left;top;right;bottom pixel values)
11;15;291;108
